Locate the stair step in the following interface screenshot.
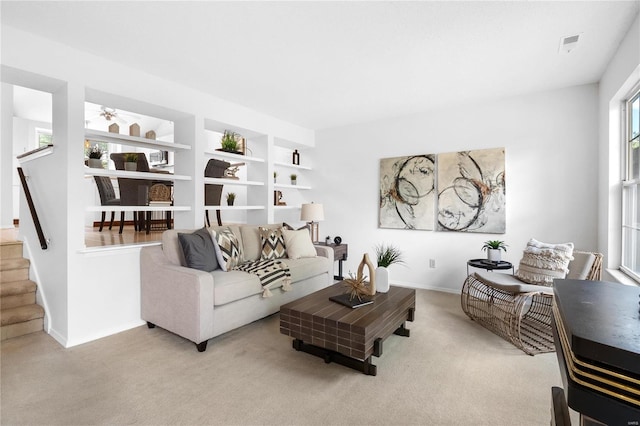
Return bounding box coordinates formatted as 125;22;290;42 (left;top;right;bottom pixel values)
0;304;44;327
0;258;30;283
1;318;43;341
1;292;36;309
0;241;23;259
1;279;36;297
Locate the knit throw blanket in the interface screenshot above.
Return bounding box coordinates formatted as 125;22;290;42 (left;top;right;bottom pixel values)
232;259;291;298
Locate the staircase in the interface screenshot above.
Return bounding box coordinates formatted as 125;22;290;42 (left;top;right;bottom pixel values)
1;239;44;340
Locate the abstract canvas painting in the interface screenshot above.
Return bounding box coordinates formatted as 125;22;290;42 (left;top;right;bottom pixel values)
436;148;505;233
379;155;436;230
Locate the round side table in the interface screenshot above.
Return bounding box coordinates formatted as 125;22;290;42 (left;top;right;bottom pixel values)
467;258;514;276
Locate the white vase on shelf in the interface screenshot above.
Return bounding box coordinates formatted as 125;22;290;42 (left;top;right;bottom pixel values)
488;249;502;262
88;158;102;168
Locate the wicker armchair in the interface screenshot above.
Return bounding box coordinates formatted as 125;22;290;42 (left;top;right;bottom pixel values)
461;251;602;355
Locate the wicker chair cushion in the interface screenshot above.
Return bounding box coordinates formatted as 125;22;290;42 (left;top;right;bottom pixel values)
473;272;553;295
566;251;596;280
515;239;574;286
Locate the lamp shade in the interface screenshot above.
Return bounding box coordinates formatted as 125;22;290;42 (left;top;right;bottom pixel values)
300;203;324;222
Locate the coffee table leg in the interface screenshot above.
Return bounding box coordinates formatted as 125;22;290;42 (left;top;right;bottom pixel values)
292;339;378;376
394;322;411;337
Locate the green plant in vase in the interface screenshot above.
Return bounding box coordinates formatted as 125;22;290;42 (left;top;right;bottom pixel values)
482;240;507;262
374;243;405;293
226;192;236;206
290;173;297;185
123;153;138;171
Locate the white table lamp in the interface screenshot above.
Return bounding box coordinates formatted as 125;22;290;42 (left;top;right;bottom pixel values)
300;203;324;243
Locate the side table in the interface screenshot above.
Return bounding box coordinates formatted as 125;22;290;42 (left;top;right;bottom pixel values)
315;243;348;280
467;258;514;276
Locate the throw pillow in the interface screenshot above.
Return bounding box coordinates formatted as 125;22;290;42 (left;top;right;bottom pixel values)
515;238;574;286
259;226;287;260
210;227;241;271
282;228;317;259
177;228;219;272
283;222;311;235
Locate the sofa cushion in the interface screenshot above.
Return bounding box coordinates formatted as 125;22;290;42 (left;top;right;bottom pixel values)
283;222;311;234
283;228;317;259
177;227;219;272
286;257;331;283
515;238;574;286
211;227;242;271
212;270;263;306
259;226;287;260
210;225;244;261
241;224;281;262
473;272;553;295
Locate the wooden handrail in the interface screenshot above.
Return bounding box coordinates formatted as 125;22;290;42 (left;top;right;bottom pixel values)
17;167;48;250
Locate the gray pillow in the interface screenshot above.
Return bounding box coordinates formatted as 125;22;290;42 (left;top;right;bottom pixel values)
178;228;219;272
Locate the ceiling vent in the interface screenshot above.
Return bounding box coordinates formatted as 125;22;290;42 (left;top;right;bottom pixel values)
559;33;582;54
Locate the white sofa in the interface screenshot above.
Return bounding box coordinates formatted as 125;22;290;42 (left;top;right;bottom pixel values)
140;224;334;351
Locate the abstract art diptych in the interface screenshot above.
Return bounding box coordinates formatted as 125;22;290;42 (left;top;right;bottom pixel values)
379;148;505;234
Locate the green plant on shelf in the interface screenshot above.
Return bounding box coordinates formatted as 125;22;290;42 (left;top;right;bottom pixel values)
220;130;239;152
87;145;104;159
123;153;138;163
481;240;507;252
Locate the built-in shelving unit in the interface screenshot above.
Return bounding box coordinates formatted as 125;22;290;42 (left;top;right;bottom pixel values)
205;150;265;164
204;177;264;187
85;168;191;182
273;161;312;171
85;129;191;151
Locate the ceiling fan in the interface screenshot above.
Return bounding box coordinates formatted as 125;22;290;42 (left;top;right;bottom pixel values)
85;105;140;125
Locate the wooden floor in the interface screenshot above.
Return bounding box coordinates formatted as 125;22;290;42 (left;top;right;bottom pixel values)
1;226;164;248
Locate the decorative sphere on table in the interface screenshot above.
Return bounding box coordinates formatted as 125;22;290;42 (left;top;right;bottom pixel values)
334;236;342;245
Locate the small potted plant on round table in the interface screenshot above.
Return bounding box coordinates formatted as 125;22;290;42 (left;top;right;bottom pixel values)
482;240;507;262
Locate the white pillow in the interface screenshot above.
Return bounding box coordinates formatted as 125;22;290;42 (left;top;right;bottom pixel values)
515;238;574;286
282;229;317;259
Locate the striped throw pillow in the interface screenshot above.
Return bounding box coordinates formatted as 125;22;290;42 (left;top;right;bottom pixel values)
210;227;241;271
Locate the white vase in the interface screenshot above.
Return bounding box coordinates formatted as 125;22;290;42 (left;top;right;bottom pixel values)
376;266;390;293
88;158;102;168
488;249;502;262
124;162;137;171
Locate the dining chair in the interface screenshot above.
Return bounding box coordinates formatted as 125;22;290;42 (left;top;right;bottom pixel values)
204;158;231;226
93;176;123;232
111;152;153;233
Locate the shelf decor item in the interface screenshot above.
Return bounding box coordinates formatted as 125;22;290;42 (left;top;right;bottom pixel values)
108;123;119;134
226;192;236;206
290;174;297;185
482;240;507;262
374;243;405;293
145;130;156;140
273;171;278;183
129;123;140;137
218;130;245;155
292;149;300;165
123;153;138;171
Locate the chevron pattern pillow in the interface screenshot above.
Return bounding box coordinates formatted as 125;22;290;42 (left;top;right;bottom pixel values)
210;227;241;271
259;226;287;260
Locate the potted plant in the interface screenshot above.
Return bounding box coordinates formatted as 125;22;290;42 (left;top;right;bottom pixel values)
87;145;104;168
290;173;297;185
273;171;278;183
123;153;138;171
482;240;507;262
374;243;405;293
226;192;236;206
220;130;239;153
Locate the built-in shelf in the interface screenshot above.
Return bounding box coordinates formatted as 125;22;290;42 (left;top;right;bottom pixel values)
84;168;191;182
17;144;55;163
85;205;191;212
206;205;265;211
205;150;265;163
274;205;301;210
204;177;264;187
85;129;191;151
273;161;312;171
274;183;311;190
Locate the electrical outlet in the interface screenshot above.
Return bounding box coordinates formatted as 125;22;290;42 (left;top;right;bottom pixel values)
429;259;436;268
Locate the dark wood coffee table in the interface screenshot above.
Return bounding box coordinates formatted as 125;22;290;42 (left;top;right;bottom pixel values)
279;282;416;376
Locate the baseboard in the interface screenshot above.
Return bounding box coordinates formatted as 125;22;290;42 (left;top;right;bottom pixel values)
64;319;146;348
91;219;174;228
391;280;461;295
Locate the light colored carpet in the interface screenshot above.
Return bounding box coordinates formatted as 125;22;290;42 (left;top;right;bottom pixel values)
1;290;571;425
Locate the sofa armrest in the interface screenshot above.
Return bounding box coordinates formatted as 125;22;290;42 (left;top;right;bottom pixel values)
314;245;334;260
140;245;214;344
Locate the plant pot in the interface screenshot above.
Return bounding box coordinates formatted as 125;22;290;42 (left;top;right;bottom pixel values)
124;162;137;171
488;249;502;262
88;158;103;168
376;266;390;293
291;180;297;186
227;200;234;206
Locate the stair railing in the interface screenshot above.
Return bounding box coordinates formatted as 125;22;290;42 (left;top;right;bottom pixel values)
16;167;48;250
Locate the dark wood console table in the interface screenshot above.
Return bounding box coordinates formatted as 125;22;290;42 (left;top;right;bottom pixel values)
552;279;640;425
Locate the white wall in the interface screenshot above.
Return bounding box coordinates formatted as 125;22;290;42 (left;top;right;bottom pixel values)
316;84;599;293
598;13;640;281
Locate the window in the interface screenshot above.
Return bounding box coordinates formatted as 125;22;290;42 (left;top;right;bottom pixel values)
36;128;52;148
621;87;640;280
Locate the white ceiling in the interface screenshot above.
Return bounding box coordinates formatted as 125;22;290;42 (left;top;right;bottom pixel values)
3;1;639;130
